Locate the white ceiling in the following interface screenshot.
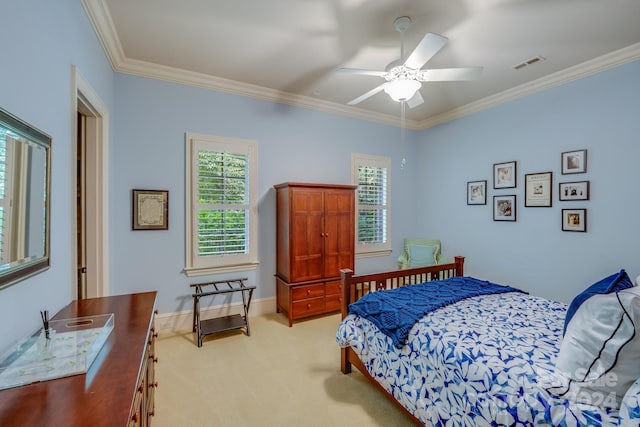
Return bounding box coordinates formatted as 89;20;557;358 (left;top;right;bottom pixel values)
84;0;640;129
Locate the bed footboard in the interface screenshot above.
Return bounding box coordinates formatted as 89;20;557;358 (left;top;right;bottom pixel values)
339;256;464;374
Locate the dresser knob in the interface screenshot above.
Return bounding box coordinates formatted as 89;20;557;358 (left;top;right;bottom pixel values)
307;303;311;309
306;289;311;295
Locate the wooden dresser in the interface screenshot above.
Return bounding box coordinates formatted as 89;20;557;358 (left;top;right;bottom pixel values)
274;182;356;326
0;292;158;426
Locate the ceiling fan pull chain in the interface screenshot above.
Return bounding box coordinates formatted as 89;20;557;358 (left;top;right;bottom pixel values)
400;102;407;170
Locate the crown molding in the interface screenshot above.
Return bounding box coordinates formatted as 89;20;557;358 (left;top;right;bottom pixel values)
418;42;640;129
83;1;639;132
117;56;420;130
81;0;126;67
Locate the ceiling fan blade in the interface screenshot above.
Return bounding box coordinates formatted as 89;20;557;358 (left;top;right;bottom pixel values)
406;91;424;109
419;67;483;82
337;68;387;77
346;83;386;105
404;33;448;70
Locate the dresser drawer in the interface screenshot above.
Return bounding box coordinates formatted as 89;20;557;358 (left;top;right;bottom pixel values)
130;372;145;426
292;283;324;301
324;294;342;312
292;297;325;317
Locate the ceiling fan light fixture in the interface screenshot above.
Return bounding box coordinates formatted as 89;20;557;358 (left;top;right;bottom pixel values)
384;79;421;102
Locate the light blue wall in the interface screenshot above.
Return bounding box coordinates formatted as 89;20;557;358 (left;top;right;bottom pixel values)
1;1;637;353
0;1;115;350
0;1;418;351
110;74;419;313
416;60;640;303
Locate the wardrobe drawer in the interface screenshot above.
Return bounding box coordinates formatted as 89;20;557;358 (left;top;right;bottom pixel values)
324;294;342;312
292;284;324;301
292;297;325;317
325;281;342;295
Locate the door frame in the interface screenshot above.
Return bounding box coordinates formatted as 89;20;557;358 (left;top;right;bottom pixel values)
71;66;110;298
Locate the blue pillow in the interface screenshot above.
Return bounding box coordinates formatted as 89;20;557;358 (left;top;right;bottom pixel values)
407;244;437;267
563;269;634;335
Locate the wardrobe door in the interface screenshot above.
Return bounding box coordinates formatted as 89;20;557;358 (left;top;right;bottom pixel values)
323;188;354;278
289;188;324;282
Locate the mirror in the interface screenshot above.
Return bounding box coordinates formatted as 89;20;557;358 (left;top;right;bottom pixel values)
0;107;51;290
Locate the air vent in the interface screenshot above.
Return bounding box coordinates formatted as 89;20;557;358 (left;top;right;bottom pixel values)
512;55;545;70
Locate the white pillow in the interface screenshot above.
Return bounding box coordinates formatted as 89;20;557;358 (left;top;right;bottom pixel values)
636;274;640;286
550;286;640;409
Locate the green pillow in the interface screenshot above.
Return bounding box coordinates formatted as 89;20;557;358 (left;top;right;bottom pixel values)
407;244;437;267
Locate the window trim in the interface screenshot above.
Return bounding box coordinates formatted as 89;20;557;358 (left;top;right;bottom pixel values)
351;153;391;257
184;133;259;276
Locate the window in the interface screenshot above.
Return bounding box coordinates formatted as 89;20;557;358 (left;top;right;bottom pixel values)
0;132;22;264
351;153;391;257
0;131;11;263
185;133;258;276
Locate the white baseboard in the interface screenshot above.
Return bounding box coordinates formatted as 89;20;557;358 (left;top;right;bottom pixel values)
155;296;277;334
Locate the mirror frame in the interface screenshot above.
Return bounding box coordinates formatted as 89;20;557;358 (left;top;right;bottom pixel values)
0;107;52;290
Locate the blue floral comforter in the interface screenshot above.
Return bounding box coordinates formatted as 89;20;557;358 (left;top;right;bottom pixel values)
349;277;524;349
336;291;640;426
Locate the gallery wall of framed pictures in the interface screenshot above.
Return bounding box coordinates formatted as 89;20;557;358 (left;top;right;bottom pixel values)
466;149;590;231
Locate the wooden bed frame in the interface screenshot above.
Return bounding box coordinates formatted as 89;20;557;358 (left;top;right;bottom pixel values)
339;256;465;425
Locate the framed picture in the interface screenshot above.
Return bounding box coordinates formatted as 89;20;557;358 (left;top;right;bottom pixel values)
132;189;169;230
561;149;587;174
559;181;590;201
493;161;517;189
525;171;552;207
467;180;487;205
493;195;516;221
562;208;587;232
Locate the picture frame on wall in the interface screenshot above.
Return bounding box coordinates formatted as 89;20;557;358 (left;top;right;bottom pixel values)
562;209;587;232
493;195;516;221
561;149;587;174
493;161;517;189
132;189;169;230
559;181;590;201
467;180;487;205
524;172;552;207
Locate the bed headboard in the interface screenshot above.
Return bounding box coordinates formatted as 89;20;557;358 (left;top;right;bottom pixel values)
340;256;465;319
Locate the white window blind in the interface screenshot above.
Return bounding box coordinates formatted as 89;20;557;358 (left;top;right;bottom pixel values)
0;130;14;264
351;153;391;256
0;131;7;263
185;133;258;275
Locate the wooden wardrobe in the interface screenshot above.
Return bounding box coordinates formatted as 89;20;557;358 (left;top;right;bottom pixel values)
274;182;356;326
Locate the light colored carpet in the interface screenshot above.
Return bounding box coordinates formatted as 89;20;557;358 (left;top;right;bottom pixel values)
154;312;417;426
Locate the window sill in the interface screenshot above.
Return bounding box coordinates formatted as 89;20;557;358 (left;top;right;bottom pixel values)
184;261;259;277
355;249;392;259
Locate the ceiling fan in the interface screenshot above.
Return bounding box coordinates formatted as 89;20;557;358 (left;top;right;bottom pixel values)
338;16;483;108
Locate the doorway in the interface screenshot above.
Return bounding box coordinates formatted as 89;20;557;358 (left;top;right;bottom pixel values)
73;67;110;299
77;111;87;298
